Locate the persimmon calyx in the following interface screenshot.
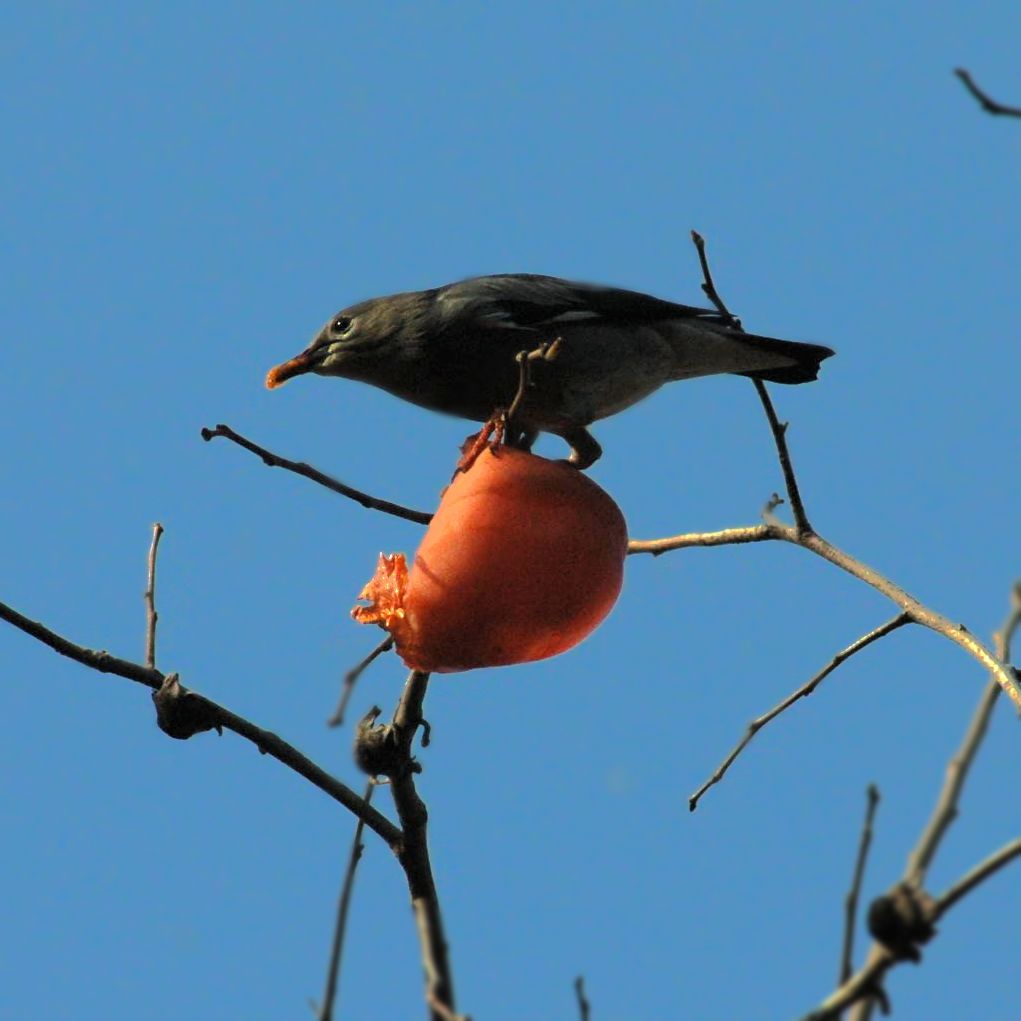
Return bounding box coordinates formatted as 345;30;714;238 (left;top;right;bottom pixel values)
351;553;409;630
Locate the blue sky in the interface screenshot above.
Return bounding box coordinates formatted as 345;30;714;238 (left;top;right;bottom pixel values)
3;4;1020;1018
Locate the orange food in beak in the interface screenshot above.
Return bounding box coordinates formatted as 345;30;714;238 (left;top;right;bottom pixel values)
352;445;627;673
265;353;314;389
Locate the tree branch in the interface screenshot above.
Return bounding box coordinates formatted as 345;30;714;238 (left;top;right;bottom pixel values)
629;523;1021;711
905;681;999;888
689;230;814;535
802;838;1021;1021
690;614;911;810
314;782;374;1021
752;379;813;535
352;673;459;1021
627;524;774;555
201;423;432;525
328;636;394;728
387;670;459;1021
795;530;1020;708
906;582;1021;886
803;585;1021;1020
955;68;1021;118
574;976;591;1021
144;522;164;669
841;785;880;985
935;837;1021;915
0;598;402;847
690;229;743;330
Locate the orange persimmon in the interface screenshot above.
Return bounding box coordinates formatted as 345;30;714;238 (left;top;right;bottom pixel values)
352;445;627;673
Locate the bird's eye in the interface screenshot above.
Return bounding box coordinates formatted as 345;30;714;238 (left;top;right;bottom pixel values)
332;316;353;335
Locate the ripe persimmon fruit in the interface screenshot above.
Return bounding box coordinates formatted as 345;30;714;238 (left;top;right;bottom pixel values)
352;444;627;672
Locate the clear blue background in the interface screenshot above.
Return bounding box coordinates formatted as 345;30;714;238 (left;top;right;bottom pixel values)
3;4;1020;1019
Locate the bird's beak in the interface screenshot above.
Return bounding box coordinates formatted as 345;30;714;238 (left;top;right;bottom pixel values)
265;347;318;389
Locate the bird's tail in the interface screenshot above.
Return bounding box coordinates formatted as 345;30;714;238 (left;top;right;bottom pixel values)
735;333;835;384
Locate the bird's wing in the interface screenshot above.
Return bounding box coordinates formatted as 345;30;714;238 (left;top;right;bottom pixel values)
436;274;724;330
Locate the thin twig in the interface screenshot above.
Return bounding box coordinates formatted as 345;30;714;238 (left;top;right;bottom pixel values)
955;68;1021;117
690;229;742;329
144;522;164;669
905;682;998;888
752;380;813;535
201;423;432;525
934;836;1021;915
508;340;562;419
315;782;374;1021
503;350;533;431
690;615;911;810
841;785;880;984
328;636;394;728
629;523;1021;711
575;976;591;1021
690;232;814;535
0;598;401;847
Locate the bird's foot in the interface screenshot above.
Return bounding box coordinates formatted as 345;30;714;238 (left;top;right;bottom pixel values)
563;428;602;469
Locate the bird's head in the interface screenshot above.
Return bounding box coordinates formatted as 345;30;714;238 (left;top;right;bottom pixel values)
266;291;426;390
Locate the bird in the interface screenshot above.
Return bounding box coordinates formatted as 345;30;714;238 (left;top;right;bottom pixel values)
267;273;834;468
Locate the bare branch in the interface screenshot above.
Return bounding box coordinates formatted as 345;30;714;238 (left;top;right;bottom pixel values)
935;837;1021;915
907;582;1021;886
804;838;1021;1021
0;598;402;847
387;670;459;1021
841;785;880;984
795;531;1021;710
672;238;1021;711
752;380;813;535
504;338;562;442
800;948;894;1021
328;636;394;728
574;976;591;1021
628;524;775;555
201;423;432;525
632;518;1021;709
805;585;1021;1020
1;598;162;687
955;68;1021;117
688;231;813;535
144;522;164;669
425;989;471;1021
690;229;742;328
353;670;459;1020
905;681;998;887
690;615;911;810
314;782;374;1021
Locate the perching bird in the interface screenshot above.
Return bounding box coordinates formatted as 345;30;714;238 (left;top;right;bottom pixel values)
267;274;834;468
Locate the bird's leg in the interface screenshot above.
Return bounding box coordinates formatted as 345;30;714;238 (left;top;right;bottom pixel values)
562;428;602;469
513;427;538;452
